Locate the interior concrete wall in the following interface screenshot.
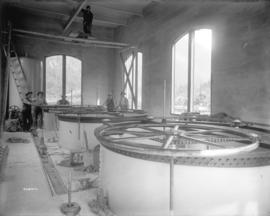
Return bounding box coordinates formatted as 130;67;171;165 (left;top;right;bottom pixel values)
0;3;3;138
8;5;117;106
0;4;8;138
13;37;116;105
114;2;270;124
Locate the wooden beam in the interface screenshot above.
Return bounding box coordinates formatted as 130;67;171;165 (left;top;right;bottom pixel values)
12;28;129;49
90;2;143;17
13;33;125;49
9;4;127;27
63;0;87;34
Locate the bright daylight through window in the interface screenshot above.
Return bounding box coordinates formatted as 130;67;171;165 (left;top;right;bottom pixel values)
172;29;212;114
46;55;81;105
124;52;143;109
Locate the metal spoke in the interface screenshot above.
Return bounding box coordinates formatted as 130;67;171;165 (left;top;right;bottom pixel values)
163;125;180;149
178;134;226;148
185;129;224;135
95;122;260;157
112;140;161;150
109;134;164;141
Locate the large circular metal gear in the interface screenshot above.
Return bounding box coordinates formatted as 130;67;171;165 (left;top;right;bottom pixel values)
95;120;270;167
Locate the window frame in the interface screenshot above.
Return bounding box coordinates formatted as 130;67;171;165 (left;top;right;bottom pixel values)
121;50;143;110
44;54;82;105
171;28;213;115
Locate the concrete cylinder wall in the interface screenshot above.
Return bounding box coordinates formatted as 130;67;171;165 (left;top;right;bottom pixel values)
100;146;270;216
58;119;101;151
43;112;57;131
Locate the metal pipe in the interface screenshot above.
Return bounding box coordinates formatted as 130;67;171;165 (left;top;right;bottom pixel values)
163;80;166;120
68;172;72;206
71;89;73;105
78;113;81;140
170;158;175;216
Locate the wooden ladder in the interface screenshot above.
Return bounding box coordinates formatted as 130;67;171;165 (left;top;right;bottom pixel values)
2;43;29;102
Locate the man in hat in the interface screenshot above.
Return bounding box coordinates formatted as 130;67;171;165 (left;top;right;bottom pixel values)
81;5;93;36
32;91;47;129
57;95;70;105
104;93;115;112
118;91;129;111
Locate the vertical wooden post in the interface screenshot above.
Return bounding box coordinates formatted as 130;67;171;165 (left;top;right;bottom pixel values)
0;22;12;140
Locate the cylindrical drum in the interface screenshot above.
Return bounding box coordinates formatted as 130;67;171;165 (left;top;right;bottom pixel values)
58;111;148;151
96;121;270;216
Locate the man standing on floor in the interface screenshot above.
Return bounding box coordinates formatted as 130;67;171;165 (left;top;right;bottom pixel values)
82;5;93;37
21;92;33;131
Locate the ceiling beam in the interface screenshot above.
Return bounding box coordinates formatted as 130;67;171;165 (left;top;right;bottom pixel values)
12;28;129;49
63;0;87;34
9;4;127;27
90;2;143;17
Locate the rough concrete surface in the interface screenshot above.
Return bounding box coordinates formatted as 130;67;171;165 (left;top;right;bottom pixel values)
0;132;97;216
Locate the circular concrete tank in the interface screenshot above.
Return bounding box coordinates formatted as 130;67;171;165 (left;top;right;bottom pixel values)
58;111;148;151
95;120;270;216
43;105;107;133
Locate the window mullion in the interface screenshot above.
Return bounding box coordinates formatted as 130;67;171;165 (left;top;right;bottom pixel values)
188;31;195;112
135;51;138;109
43;58;46;98
62;55;66;99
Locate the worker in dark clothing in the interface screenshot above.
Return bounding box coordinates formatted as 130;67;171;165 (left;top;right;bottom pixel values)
82;5;93;36
104;94;115;112
21;91;33;131
32;91;47;129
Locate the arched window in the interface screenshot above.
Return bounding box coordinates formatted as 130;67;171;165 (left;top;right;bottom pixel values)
172;29;212;114
66;56;82;105
45;55;63;104
45;55;82;105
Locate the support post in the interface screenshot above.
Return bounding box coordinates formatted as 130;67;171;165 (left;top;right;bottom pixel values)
170;158;175;216
163;80;166;120
62;55;66;100
68;172;72;206
63;0;87;35
0;22;12;140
